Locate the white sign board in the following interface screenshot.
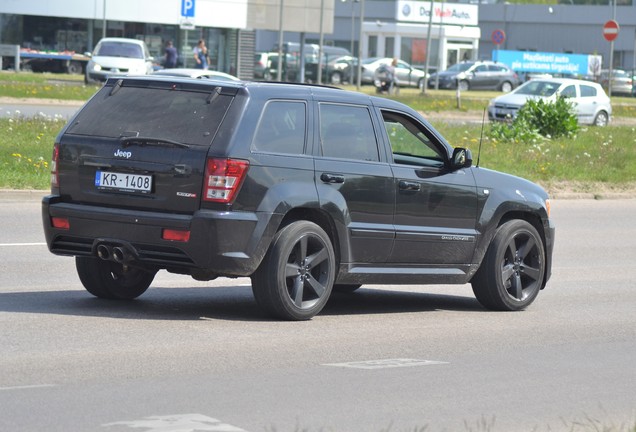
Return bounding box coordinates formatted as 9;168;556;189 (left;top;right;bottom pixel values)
396;1;478;27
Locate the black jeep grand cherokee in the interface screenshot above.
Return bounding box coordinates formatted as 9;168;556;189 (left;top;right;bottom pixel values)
42;76;554;320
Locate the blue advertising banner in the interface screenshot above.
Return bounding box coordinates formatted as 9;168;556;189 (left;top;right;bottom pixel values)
492;50;602;76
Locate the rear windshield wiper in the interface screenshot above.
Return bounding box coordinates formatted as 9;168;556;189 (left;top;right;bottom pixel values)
120;136;190;149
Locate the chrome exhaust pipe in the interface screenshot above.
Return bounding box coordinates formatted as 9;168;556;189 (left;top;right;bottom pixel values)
113;246;130;264
112;246;131;263
97;244;111;260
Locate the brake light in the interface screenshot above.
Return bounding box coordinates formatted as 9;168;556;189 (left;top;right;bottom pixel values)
162;229;191;242
203;158;249;203
51;217;69;230
50;143;59;189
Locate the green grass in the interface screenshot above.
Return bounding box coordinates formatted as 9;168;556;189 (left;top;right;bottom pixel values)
0;116;63;189
1;73;635;193
0;70;98;100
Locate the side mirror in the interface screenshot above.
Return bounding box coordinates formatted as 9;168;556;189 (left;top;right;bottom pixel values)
451;147;473;170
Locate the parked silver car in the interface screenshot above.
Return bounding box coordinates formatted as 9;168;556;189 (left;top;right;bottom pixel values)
599;69;634;96
360;57;426;89
488;78;612;126
428;61;520;92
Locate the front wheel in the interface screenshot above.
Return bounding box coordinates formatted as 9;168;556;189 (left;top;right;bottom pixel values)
330;71;342;85
458;80;470;91
471;220;546;311
593;111;609;127
75;257;155;300
251;221;335;320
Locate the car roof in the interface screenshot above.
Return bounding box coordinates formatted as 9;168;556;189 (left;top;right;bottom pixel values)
111;76;414;108
525;77;601;86
96;37;145;45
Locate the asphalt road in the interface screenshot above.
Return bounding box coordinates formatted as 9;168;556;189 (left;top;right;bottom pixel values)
1;196;635;432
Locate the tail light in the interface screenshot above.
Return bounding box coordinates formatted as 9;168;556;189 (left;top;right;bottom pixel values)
203;158;249;203
50;143;60;190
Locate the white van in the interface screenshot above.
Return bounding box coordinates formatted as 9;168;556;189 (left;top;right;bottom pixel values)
85;37;154;83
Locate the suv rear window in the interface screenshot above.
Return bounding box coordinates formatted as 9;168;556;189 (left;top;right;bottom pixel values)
66;84;234;146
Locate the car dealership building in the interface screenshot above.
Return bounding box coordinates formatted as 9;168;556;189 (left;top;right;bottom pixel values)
2;0;636;80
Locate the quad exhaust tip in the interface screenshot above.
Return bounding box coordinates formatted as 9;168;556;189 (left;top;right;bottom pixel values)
96;244;133;263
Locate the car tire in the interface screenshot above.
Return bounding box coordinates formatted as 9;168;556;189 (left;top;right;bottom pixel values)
75;256;155;300
417;78;424;90
593;111;609;127
333;284;362;293
471;220;545;311
331;71;343;85
458;80;470;91
251;221;335;321
500;81;513;93
66;61;83;75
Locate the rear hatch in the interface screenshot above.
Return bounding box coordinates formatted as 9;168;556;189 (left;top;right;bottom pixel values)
57;77;238;213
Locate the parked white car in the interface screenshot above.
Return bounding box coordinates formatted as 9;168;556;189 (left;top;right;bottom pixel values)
86;37;154;84
488;78;611;126
151;68;240;81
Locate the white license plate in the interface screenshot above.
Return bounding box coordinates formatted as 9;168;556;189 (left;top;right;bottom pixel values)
496;108;514;118
95;171;152;194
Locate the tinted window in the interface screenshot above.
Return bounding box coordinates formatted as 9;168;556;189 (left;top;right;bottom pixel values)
252;101;306;155
319;104;379;162
66;84;232;146
580;85;597;97
489;65;508;72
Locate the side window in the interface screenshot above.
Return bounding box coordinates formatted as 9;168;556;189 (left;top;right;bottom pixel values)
560;85;577;98
319;103;379;162
580;85;597;97
474;65;488;73
382;111;445;168
252;100;306;155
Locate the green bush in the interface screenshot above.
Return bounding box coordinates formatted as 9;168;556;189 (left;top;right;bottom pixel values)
489;96;579;143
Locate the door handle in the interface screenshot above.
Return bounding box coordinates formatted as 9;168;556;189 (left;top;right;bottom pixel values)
398;180;421;191
320;173;345;184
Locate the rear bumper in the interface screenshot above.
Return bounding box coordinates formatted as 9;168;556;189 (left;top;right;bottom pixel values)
41;195;278;277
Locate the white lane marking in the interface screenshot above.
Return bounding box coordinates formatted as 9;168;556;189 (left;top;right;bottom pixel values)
102;414;247;431
0;384;56;391
324;358;449;370
0;242;46;247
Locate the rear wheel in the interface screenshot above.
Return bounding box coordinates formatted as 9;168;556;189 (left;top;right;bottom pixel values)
593;111;609;127
500;81;513;93
75;257;155;300
471;220;546;311
330;71;343;85
251;221;335;320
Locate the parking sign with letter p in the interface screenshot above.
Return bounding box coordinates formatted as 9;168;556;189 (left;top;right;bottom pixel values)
181;0;195;17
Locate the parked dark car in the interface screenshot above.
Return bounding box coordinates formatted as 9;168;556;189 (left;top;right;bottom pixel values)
42;76;555;321
428;61;520;92
325;55;358;84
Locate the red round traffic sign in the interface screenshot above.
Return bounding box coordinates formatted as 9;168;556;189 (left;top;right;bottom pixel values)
603;19;619;42
491;29;506;46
